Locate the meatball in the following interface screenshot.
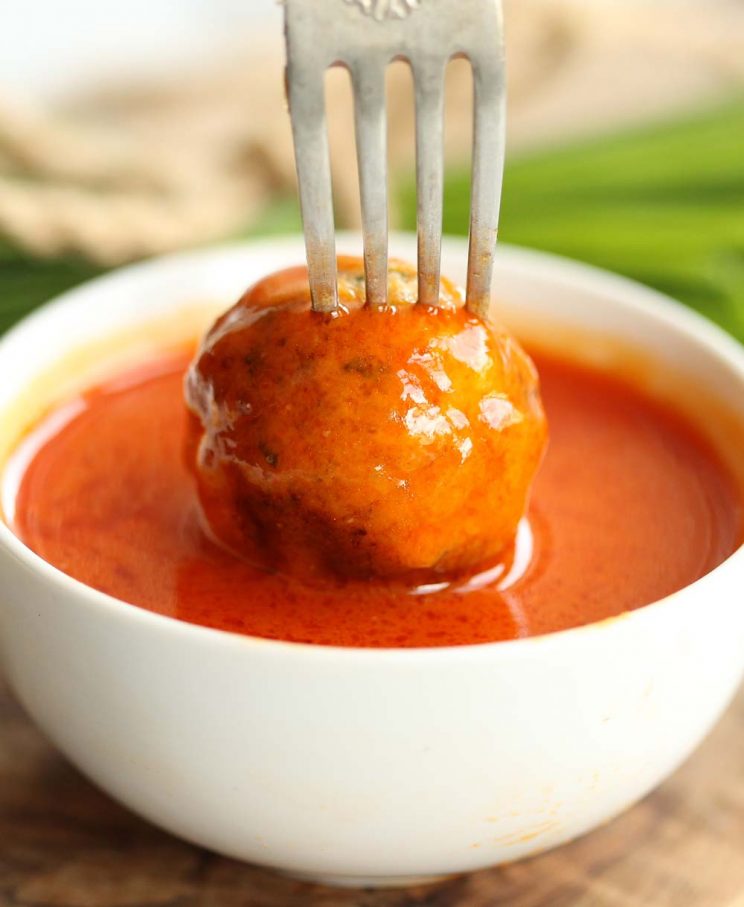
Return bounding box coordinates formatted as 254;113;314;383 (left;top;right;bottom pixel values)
185;257;547;583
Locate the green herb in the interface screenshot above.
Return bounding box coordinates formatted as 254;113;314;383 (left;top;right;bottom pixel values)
399;98;744;342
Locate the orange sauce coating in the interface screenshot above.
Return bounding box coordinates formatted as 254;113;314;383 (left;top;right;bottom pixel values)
10;348;742;647
186;259;547;582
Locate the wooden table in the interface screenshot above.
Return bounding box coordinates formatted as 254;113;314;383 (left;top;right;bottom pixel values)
2;678;744;907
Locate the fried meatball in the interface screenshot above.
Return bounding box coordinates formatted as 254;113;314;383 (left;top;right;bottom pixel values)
185;257;547;582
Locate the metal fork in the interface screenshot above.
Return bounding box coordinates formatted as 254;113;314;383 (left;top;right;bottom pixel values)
284;0;506;320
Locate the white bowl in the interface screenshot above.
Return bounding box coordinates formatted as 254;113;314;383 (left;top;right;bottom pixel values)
0;234;742;888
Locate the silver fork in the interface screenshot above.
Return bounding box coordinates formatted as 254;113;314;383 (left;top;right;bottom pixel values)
284;0;505;320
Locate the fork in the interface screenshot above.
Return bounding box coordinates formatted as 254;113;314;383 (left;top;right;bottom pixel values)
283;0;505;320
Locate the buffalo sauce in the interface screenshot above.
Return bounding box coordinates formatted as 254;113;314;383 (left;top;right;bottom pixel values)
10;348;743;647
185;271;548;584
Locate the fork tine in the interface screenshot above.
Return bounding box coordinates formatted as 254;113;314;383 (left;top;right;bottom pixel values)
413;60;446;308
287;67;338;313
284;0;506;316
466;31;506;320
352;62;388;307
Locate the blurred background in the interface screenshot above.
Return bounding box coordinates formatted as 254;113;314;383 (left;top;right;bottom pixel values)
0;0;742;339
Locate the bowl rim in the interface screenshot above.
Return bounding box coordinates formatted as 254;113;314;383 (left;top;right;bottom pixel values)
0;232;742;663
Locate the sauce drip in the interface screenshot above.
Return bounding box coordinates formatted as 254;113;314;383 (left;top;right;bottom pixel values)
10;349;742;647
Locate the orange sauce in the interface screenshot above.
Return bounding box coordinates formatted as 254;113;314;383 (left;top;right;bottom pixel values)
10;349;743;647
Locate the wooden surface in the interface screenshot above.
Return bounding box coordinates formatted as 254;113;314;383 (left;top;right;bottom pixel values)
2;679;744;907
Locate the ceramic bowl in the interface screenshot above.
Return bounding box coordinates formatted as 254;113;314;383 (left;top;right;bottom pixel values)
0;234;742;888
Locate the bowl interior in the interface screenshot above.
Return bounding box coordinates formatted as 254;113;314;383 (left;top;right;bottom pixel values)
0;233;743;615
